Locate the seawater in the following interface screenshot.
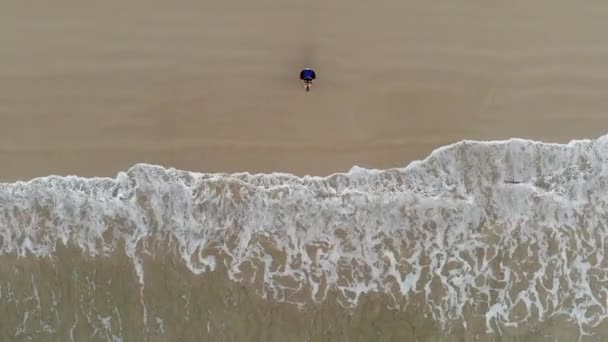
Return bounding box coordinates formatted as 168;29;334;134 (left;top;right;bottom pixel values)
2;135;608;341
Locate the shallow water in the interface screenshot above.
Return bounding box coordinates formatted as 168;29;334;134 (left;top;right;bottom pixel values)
2;135;608;341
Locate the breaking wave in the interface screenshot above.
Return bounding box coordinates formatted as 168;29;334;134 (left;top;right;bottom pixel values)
2;134;608;335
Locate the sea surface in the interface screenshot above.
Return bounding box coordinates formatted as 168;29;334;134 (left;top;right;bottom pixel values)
2;135;608;341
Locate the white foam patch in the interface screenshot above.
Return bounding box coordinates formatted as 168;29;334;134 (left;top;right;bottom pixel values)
2;134;608;334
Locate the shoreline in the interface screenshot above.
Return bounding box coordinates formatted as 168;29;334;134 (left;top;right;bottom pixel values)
2;132;605;183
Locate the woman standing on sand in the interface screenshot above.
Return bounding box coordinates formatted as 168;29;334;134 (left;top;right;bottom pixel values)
300;67;316;91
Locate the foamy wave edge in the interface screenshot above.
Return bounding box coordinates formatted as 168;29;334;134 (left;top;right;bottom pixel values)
2;133;608;335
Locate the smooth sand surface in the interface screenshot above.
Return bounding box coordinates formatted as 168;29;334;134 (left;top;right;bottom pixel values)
2;0;608;180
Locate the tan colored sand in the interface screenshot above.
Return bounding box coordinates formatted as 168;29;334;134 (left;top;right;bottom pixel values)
2;0;608;181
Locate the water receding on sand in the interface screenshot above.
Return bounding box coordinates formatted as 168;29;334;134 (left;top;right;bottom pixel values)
2;135;608;341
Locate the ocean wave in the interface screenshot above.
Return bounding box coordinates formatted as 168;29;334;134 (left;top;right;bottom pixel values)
2;134;608;334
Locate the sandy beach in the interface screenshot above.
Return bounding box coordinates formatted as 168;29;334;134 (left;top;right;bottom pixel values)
4;3;608;340
2;0;608;180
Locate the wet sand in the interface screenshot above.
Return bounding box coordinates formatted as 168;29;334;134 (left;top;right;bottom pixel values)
2;0;608;180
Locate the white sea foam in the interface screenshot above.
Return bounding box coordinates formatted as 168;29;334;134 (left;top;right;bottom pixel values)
2;134;608;334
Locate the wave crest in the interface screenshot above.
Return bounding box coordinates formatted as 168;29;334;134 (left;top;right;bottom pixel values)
2;135;608;334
